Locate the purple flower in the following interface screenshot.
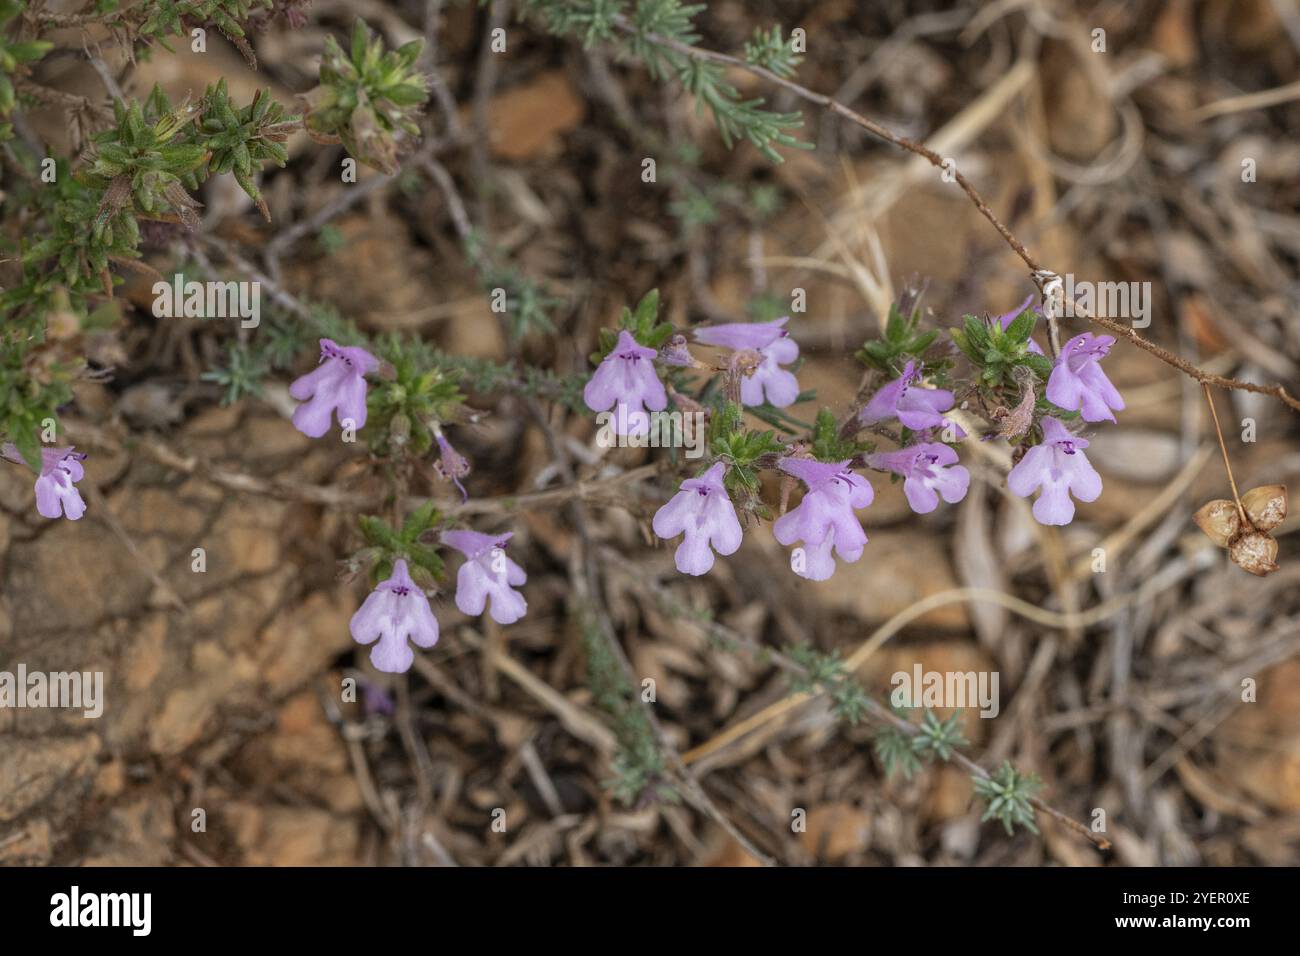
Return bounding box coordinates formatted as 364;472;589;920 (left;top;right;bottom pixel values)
2;443;88;520
584;330;668;436
868;442;970;514
651;461;743;575
995;294;1044;356
1047;332;1125;423
441;530;528;625
692;317;801;407
289;338;380;438
1007;417;1102;525
860;361;963;436
434;433;471;500
772;458;873;581
349;559;440;673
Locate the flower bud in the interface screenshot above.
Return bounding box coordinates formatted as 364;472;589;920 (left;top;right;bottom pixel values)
660;334;695;367
434;433;471;500
1229;531;1279;577
1193;499;1239;548
1242;484;1287;533
389;412;411;448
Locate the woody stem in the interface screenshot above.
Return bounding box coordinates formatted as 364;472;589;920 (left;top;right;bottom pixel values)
1201;383;1248;527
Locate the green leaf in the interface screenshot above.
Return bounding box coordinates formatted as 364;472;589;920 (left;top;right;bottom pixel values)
631;288;660;334
400;501;440;543
641;321;675;350
406;541;444;580
596;327;618;361
1005;308;1037;344
884;303;905;342
962;314;991;354
13;425;42;476
909;329;938;354
810;407;859;461
359;514;400;549
1022;353;1054;379
351;18;370;65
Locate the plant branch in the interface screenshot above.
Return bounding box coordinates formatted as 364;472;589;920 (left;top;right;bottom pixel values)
609;557;1111;853
1202;383;1248;526
609;15;1300;413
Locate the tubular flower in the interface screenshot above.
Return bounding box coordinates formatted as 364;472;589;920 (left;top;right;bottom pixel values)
289;338;380;438
583;330;667;436
773;458;873;581
442;530;528;625
692;317;800;408
349;559;440;673
860;360;963;436
1046;332;1125;423
1007;417;1103;525
868;443;970;514
1;443;88;521
651;461;744;575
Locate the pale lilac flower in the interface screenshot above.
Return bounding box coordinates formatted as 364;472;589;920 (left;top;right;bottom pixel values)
868;442;970;514
2;443;88;520
349;558;439;673
773;458;873;581
994;293;1044;355
1007;417;1102;526
1047;332;1125;423
289;338;380;438
651;461;743;576
441;530;528;624
584;329;667;436
692;317;800;407
860;361;963;436
434;433;471;500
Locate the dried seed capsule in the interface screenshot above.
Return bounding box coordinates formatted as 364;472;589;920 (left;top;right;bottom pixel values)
1242;484;1288;533
1229;531;1279;577
1193;499;1239;548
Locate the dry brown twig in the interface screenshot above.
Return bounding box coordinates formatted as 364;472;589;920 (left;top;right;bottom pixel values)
63;416;664;516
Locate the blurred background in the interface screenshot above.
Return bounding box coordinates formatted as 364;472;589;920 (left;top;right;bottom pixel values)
2;0;1299;866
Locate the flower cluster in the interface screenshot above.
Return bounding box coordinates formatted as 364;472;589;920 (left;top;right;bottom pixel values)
287;338;528;674
579;286;1129;588
1006;331;1122;525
